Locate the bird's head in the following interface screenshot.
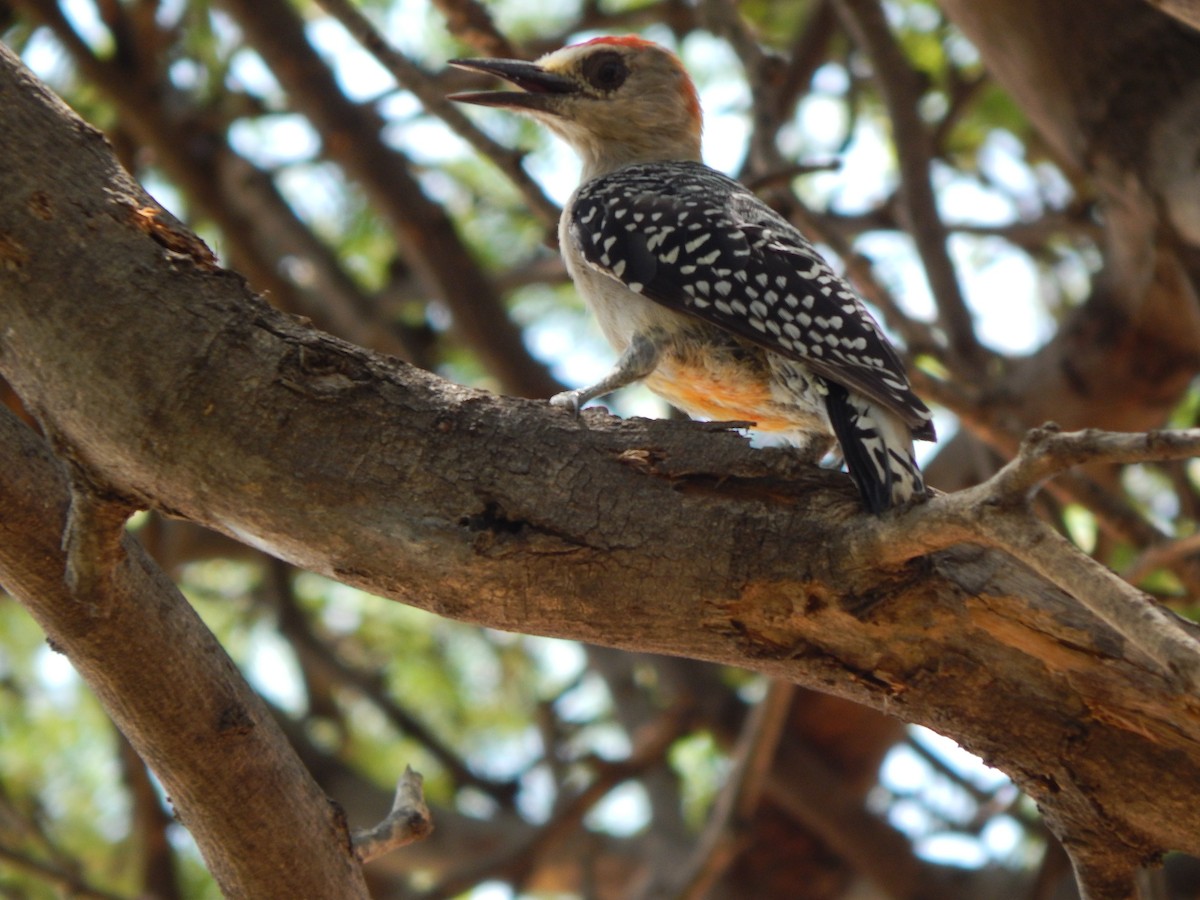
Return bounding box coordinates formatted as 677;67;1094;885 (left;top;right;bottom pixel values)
449;36;702;177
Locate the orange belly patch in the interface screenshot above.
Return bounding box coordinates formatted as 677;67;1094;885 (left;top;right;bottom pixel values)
645;362;798;433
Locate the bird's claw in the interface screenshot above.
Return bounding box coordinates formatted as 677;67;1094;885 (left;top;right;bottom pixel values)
549;390;585;416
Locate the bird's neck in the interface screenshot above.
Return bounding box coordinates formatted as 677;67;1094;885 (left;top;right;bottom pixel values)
576;135;702;182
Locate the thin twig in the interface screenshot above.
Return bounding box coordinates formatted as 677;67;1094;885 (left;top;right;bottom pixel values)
785;197;942;357
992;425;1200;500
700;0;769;73
775;0;839;121
700;0;788;183
918;385;1200;597
813;202;1105;251
352;766;434;863
222;0;564;400
930;69;988;150
16;0;429;360
903;731;997;807
742;160;841;192
267;565;520;806
766;739;956;900
709;0;943;365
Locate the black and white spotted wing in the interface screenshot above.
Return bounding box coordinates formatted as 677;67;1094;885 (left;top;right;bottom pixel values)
569;160;935;440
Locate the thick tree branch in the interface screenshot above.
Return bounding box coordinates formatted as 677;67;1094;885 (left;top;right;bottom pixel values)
851;426;1200;689
0;406;369;897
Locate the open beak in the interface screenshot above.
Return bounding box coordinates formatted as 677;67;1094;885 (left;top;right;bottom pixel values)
447;58;577;112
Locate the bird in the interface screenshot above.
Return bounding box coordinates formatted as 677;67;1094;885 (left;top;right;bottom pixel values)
449;36;935;513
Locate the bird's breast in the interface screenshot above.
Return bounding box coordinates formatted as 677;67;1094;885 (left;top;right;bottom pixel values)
567;260;690;350
647;338;828;435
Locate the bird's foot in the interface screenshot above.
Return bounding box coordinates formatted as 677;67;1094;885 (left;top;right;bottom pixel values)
549;390;586;416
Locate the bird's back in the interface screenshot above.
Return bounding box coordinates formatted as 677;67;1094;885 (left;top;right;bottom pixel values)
567;161;934;441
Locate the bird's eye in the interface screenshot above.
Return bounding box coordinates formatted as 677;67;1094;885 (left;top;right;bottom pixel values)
582;52;628;91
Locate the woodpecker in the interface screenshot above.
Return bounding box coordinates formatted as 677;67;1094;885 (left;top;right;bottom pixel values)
450;36;935;512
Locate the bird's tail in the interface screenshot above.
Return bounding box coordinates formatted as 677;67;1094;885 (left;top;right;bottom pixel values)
824;383;926;513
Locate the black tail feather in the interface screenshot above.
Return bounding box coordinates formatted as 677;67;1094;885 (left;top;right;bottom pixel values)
824;382;890;513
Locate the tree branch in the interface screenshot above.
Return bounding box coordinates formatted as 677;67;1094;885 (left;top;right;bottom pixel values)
12;0;429;362
268;567;520;806
352;767;434;863
426;708;684;898
765;741;956;900
430;0;518;57
0;405;370;896
851;425;1200;690
0;843;128;900
925;0;1200;497
990;425;1200;499
116;731;183;899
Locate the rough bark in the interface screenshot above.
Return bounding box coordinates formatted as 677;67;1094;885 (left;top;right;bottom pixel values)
3;43;1200;897
0;406;372;898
